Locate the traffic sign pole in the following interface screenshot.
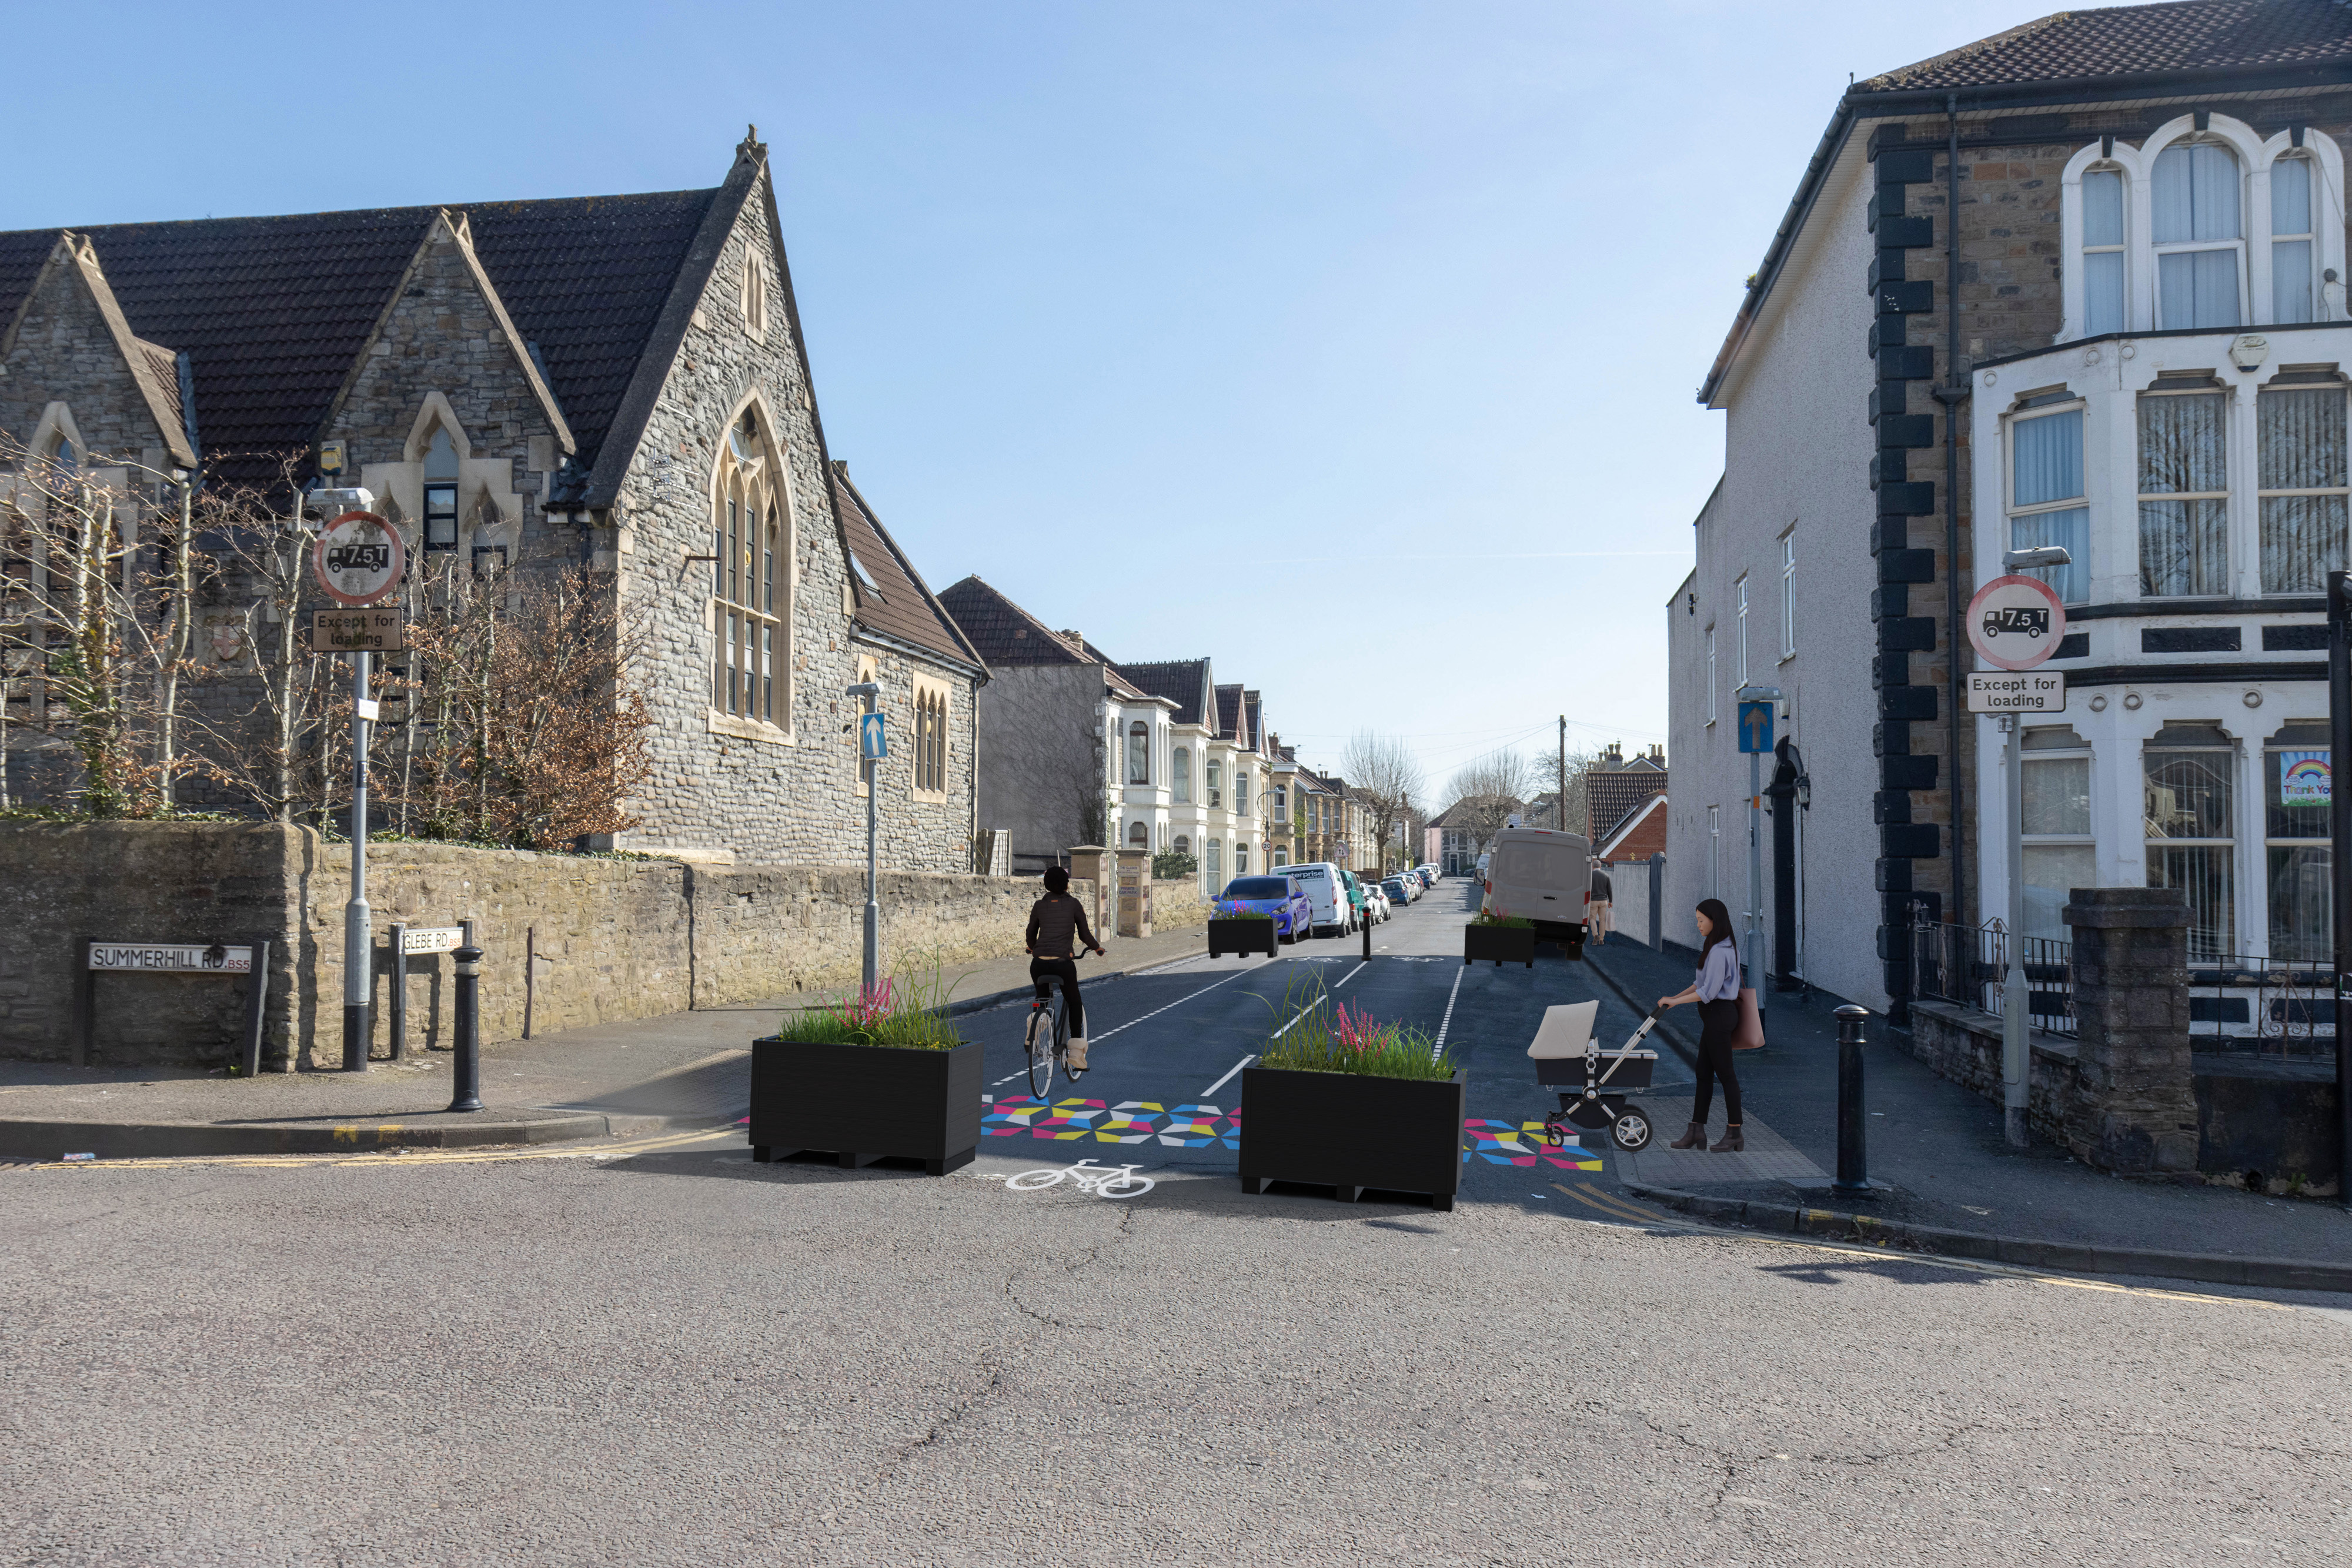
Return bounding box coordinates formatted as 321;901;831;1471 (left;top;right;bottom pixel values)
1966;573;2067;1148
1736;691;1778;1024
313;509;401;1074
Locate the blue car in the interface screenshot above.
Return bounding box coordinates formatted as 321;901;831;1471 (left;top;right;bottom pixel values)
1218;875;1315;945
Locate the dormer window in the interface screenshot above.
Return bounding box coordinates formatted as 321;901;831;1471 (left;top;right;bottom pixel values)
2272;154;2317;324
2153;141;2243;329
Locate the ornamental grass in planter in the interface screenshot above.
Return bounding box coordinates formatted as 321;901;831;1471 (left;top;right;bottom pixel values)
1240;983;1464;1209
750;972;981;1175
1208;909;1278;959
1464;908;1536;968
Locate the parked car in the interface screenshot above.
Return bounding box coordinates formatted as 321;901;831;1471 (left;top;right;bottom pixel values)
1361;882;1392;922
1218;875;1315;944
1271;861;1354;937
1381;875;1414;910
1390;872;1419;904
1411;867;1435;890
1479;825;1592;942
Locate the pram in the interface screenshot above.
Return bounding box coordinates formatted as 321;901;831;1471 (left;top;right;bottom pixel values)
1526;1000;1659;1152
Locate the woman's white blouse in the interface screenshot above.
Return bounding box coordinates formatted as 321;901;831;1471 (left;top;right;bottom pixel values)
1695;941;1741;1002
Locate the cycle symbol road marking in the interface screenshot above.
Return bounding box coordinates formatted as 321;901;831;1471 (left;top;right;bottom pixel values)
1003;1158;1157;1199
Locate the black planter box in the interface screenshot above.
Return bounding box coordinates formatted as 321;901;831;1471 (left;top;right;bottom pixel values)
1464;923;1536;967
748;1036;980;1175
1238;1065;1464;1209
1209;917;1278;958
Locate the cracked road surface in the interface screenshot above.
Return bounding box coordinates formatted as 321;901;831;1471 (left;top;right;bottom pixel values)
6;1135;2348;1565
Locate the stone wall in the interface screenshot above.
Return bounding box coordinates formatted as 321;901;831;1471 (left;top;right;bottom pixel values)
610;172;978;873
1151;877;1210;931
0;823;1084;1070
1902;999;2077;1145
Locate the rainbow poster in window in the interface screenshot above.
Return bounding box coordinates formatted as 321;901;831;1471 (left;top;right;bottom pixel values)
2279;751;2331;807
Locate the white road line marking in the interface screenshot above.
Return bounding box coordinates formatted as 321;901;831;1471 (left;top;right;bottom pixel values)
1202;1054;1255;1098
1331;960;1369;992
1432;964;1468;1059
991;965;1257;1086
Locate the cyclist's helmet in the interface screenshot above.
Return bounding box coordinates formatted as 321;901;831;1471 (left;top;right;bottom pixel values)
1043;865;1070;893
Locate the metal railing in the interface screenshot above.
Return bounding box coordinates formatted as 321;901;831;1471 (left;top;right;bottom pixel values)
2186;957;2339;1062
1911;918;2077;1039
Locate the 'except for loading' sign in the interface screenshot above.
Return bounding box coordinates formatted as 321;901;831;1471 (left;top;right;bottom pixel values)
1967;670;2066;713
1966;573;2067;673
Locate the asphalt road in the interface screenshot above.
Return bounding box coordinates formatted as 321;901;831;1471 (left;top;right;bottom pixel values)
6;881;2347;1566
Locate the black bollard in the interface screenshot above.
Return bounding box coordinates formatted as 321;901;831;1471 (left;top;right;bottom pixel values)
447;943;485;1113
1832;1004;1870;1196
1362;901;1373;959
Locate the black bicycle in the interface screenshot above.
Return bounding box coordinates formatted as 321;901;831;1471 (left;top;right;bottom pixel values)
1024;950;1094;1096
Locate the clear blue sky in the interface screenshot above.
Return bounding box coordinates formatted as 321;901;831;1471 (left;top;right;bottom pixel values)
4;0;2059;798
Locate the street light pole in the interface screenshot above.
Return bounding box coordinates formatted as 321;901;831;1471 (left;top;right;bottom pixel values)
1993;543;2072;1149
846;681;881;995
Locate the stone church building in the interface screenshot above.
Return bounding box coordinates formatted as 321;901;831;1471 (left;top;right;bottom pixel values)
0;131;984;869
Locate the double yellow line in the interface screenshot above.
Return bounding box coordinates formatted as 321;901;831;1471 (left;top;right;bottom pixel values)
1552;1181;1670;1225
26;1124;738;1174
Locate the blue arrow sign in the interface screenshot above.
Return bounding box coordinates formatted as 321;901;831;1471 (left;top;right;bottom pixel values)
860;711;887;760
1738;700;1774;755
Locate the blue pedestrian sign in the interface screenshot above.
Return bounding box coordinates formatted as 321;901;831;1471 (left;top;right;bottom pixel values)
1738;700;1774;754
859;712;887;760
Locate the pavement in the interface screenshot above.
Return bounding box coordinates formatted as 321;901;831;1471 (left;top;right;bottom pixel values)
0;917;1228;1159
7;1057;2349;1564
1579;934;2352;1288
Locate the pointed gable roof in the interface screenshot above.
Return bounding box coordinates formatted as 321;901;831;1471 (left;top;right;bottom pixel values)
1114;658;1214;727
0;185;716;484
1216;684;1248;748
1864;0;2352;92
936;576;1091;668
0;234;196;466
831;463;983;672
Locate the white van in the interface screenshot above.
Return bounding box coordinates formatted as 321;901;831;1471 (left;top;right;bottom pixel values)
1280;861;1352;937
1481;827;1592;942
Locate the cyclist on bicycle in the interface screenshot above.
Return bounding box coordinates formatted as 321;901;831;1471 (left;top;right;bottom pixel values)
1026;866;1105;1071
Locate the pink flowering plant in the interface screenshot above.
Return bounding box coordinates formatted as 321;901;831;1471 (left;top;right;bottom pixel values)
1257;976;1452;1081
777;965;965;1050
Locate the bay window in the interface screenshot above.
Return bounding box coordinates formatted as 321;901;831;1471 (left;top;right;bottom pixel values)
1174;746;1191;803
2020;727;2093;941
2264;721;2331;961
2137;386;2228;597
1127;720;1149;785
2271;154;2317;325
2144;723;2237;961
2258;380;2349;593
2153;141;2244;330
2008;404;2090;603
2082;166;2127;336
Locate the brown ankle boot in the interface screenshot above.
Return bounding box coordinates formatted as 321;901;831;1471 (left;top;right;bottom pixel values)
1709;1125;1744;1153
1669;1122;1706;1149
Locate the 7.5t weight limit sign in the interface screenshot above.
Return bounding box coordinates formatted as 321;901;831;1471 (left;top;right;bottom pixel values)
313;511;405;607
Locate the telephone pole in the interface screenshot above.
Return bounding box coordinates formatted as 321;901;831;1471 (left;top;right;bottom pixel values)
1557;716;1566;833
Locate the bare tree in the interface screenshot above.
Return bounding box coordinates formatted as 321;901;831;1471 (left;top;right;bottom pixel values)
0;432;200;817
1342;730;1424;873
1441;748;1544;858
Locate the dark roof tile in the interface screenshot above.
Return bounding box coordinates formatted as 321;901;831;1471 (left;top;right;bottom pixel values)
1864;0;2352;91
0;188;714;484
833;465;982;671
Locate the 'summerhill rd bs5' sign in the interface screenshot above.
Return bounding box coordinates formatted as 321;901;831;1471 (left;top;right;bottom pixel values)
88;942;253;972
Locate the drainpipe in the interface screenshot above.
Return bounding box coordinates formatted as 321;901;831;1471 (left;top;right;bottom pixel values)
1936;90;1970;930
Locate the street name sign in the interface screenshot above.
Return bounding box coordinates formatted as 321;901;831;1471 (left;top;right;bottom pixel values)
1737;700;1775;754
88;942;252;973
308;607;407;653
1967;671;2066;713
402;926;465;955
1967;574;2067;672
860;711;887;759
313;511;405;607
